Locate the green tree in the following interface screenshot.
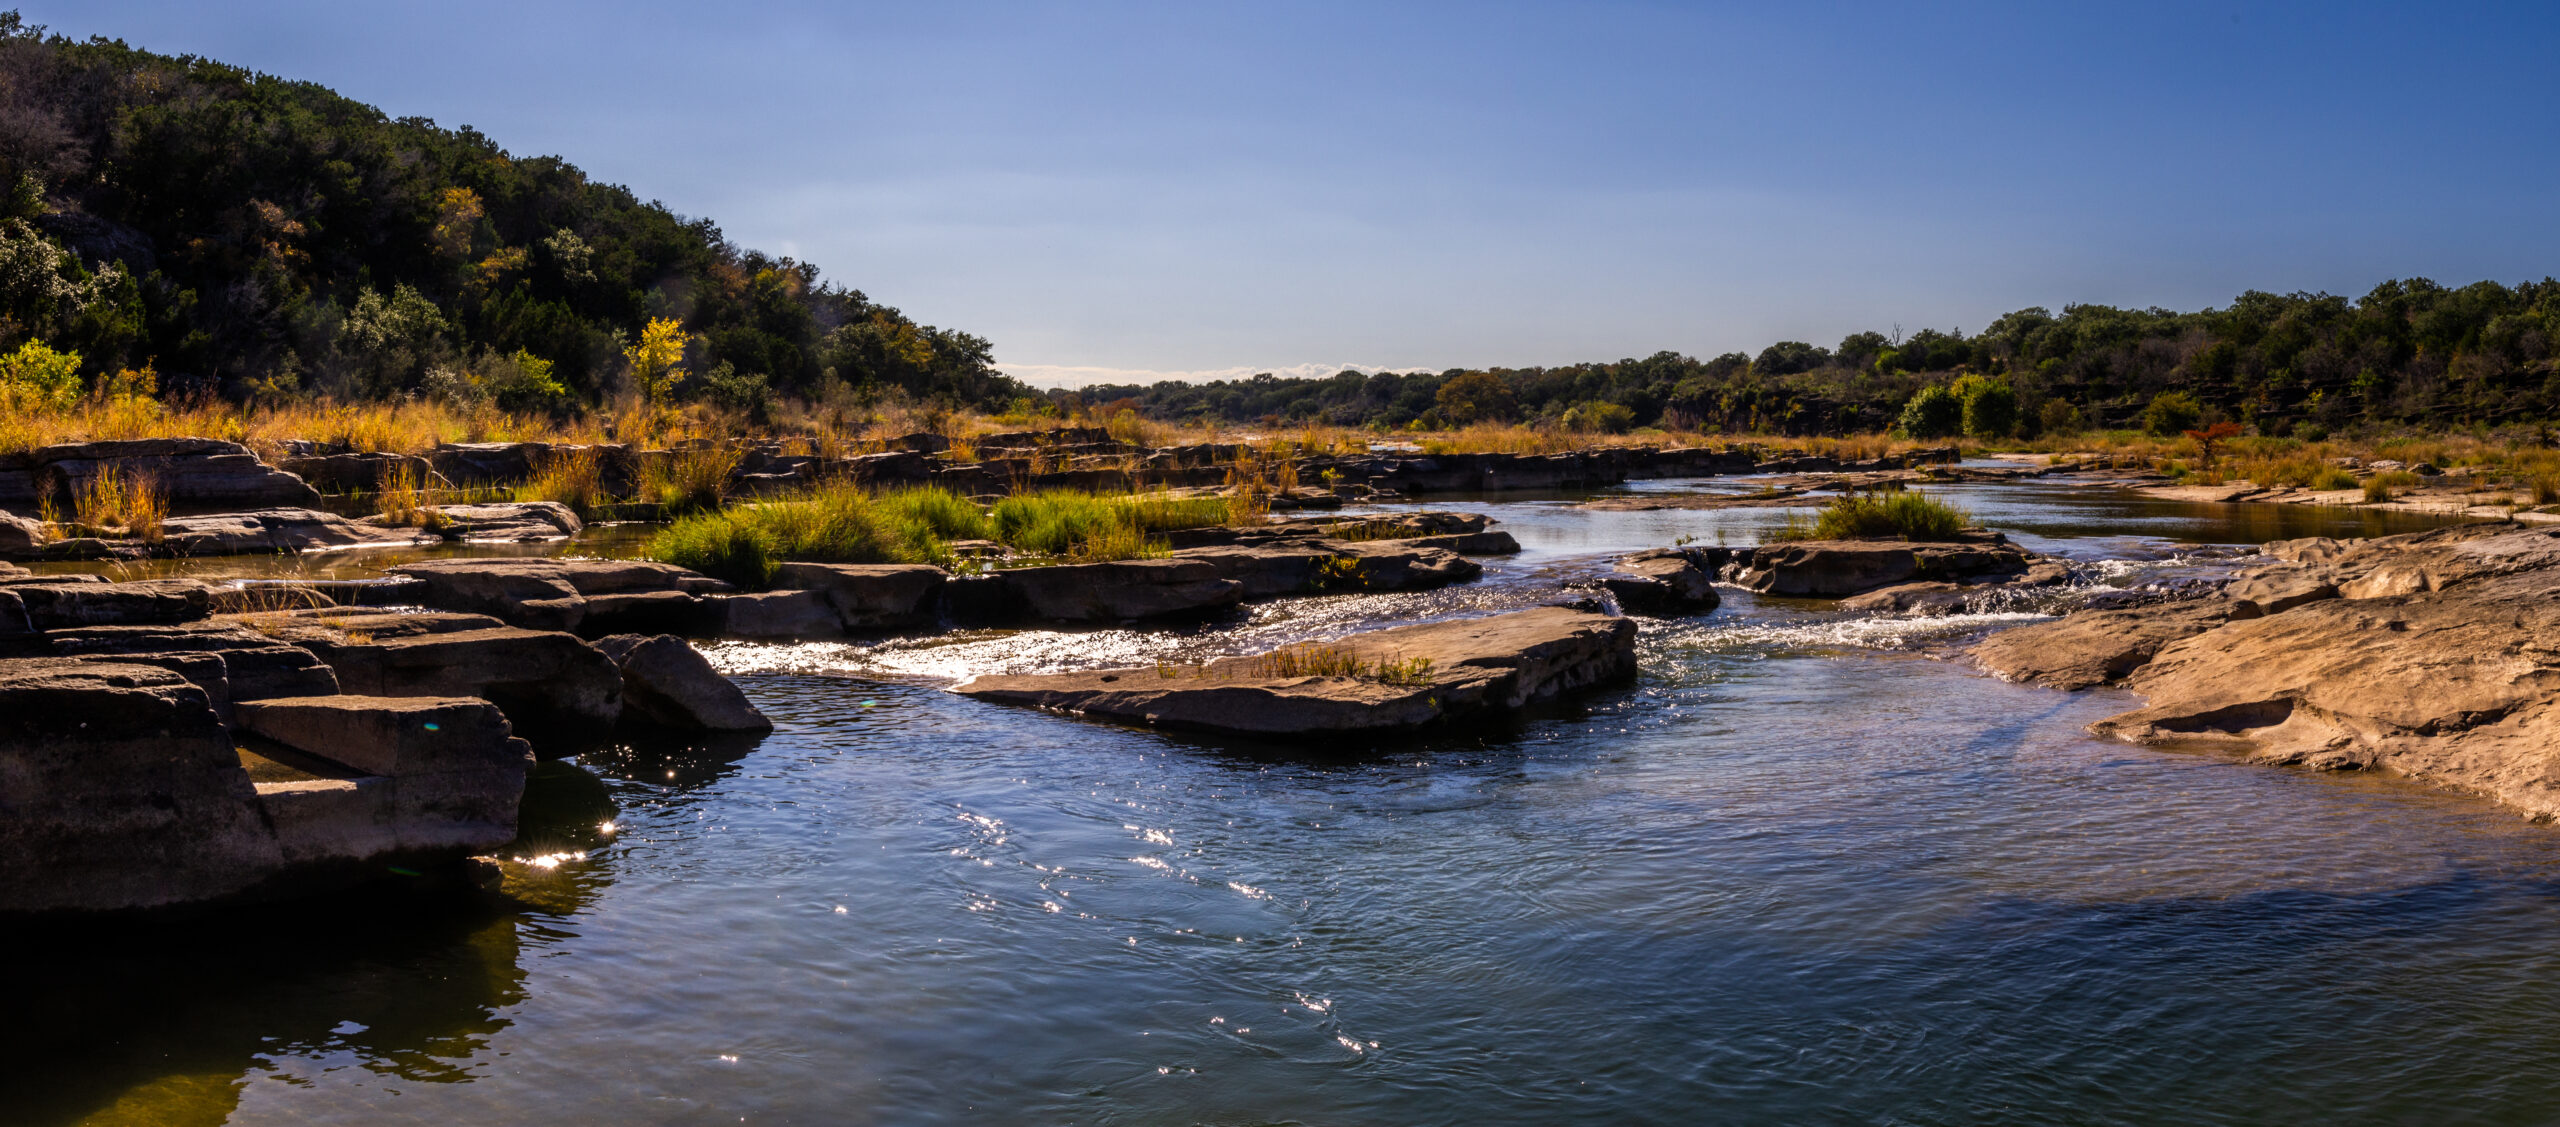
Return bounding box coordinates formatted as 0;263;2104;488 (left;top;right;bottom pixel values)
2143;391;2203;437
1896;385;1963;439
1434;370;1515;424
1957;377;2018;438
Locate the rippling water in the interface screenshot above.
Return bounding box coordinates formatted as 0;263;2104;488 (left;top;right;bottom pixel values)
21;483;2560;1126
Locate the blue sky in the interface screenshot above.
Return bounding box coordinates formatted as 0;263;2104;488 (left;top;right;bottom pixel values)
27;1;2560;385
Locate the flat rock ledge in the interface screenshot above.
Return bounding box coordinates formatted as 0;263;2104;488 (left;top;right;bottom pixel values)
1971;522;2560;819
1728;532;2035;598
953;605;1635;738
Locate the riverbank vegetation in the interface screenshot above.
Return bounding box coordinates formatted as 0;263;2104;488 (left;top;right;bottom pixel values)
1767;491;1970;543
645;483;1246;588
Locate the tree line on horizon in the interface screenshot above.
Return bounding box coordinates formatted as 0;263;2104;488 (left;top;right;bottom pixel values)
1073;277;2560;439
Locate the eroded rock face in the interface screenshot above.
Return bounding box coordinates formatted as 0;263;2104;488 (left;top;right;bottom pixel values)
771;563;947;630
1733;535;2031;597
2089;570;2560;816
595;634;772;732
955;605;1636;737
387;558;731;633
1969;521;2560;818
256;612;622;740
235;695;534;861
12;578;211;630
997;559;1243;622
0;659;280;913
1971;599;2240;690
156;509;426;555
0;438;322;513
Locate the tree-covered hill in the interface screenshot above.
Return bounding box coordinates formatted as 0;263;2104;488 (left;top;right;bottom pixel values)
0;12;1024;409
1079;279;2560;437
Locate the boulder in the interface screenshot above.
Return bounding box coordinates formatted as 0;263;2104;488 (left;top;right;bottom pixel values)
1594;549;1721;616
998;559;1243;622
12;578;211;630
1407;530;1523;555
0;511;42;556
1732;534;2032;598
234;695;533;861
771;562;947;629
1970;599;2240;690
0;658;281;913
1839;559;2075;616
155;508;428;556
594;634;772;732
955;605;1636;737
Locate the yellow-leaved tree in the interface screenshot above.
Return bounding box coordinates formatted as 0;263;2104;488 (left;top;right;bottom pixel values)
626;317;691;407
0;339;83;412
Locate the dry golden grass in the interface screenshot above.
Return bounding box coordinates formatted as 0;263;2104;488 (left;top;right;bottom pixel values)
69;465;166;543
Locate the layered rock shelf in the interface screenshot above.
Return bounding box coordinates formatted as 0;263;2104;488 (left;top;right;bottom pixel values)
1972;522;2560;818
954;605;1637;737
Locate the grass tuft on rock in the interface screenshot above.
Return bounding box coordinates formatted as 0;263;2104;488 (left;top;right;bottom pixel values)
1766;490;1969;543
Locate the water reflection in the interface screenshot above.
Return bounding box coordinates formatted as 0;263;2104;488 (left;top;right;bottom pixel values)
1;888;543;1127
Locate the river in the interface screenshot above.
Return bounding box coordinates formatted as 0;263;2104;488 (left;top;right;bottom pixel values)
17;478;2560;1126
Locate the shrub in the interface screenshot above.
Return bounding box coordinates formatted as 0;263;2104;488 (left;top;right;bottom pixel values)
2535;473;2560;506
1766;490;1969;543
2143;392;2203;437
1562;400;1636;434
2310;467;2359;491
2038;400;2084;437
2363;470;2421;502
1954;377;2017;439
1896;385;1963;439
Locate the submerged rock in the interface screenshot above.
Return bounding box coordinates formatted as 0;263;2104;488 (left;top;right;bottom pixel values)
954;605;1636;738
595;633;772;732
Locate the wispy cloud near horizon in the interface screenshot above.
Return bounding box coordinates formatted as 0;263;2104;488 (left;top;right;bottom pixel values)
1000;361;1440;390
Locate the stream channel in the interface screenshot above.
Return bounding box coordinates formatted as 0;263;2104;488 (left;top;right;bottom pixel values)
18;476;2560;1126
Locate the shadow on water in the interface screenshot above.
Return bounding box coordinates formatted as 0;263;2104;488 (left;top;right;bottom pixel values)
0;884;559;1127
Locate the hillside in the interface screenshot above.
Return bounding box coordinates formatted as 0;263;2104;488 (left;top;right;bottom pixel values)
0;12;1023;409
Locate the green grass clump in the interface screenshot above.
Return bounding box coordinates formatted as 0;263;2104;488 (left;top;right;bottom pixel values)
1767;491;1970;543
2309;466;2359;491
651;511;782;589
990;489;1225;560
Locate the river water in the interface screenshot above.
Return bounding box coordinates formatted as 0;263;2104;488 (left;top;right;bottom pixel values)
19;480;2560;1126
